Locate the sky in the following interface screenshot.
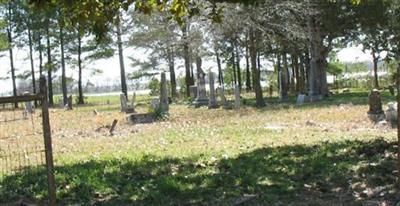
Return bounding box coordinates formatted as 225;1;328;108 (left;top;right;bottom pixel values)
0;45;373;95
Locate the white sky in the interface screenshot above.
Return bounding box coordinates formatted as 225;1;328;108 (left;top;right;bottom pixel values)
0;45;372;95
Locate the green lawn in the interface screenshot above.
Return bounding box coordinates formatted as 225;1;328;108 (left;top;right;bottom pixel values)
0;91;399;205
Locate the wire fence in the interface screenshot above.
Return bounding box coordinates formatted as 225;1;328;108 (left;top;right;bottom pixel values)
0;77;56;205
0;102;45;178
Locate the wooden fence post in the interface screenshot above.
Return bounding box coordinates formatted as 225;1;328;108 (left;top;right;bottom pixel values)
40;76;57;205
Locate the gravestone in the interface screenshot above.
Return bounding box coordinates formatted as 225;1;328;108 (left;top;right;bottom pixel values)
217;87;229;109
120;93;128;112
368;89;385;122
151;98;160;110
193;72;209;107
208;72;218;109
67;95;73;110
159;72;169;113
386;102;397;125
189;86;198;99
23;92;33;114
234;84;240;109
296;94;307;106
130;92;136;113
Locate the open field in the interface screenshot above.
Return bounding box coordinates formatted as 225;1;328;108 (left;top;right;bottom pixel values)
0;91;399;205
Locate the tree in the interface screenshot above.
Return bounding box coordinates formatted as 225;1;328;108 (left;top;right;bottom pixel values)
129;10;180;99
355;0;391;89
4;1;18;107
67;26;114;104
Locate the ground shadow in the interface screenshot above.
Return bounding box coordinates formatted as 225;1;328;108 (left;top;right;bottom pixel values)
1;139;399;205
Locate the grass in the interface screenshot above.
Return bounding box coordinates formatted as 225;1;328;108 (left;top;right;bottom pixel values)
0;91;399;205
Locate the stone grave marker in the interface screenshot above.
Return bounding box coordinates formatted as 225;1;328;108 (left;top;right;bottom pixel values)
151;98;160;110
193;72;209;107
296;94;307;106
386;102;397;125
67;95;73;110
217;87;229;109
189;86;198;99
368;89;385;122
159;72;169;113
208;72;218;109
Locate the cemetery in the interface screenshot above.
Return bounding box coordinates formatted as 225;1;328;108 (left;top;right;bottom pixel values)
0;0;400;205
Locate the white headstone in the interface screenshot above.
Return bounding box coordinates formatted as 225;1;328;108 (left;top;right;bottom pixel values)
151;98;160;110
208;72;218;109
159;72;169;113
386;102;397;124
296;94;306;106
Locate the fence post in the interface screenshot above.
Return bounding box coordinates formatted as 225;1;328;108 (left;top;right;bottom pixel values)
40;76;57;205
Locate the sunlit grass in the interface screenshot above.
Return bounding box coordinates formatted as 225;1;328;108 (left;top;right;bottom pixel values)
0;91;398;205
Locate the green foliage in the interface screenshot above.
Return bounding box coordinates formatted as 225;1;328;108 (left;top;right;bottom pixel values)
327;61;344;76
345;62;369;73
148;78;160;96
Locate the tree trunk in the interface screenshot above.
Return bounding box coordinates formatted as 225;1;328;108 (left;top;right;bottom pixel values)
277;54;286;99
231;42;237;86
28;27;37;107
7;26;17;108
38;34;43;76
77;33;84;105
293;54;300;93
249;28;265;107
245;40;252;91
236;44;242;91
282;52;290;96
59;22;68;106
304;50;311;90
46;27;54;106
299;54;306;93
309;15;329;97
168;45;177;99
397;62;400;187
182;23;191;97
290;55;296;94
372;51;379;89
215;46;224;86
117;14;128;99
308;17;321;99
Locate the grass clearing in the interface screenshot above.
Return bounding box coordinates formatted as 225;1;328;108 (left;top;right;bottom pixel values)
0;91;399;205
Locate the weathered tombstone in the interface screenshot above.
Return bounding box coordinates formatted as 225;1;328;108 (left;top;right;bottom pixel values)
127;113;155;124
189;86;198;99
386;102;397;125
217;87;229;109
368;89;386;122
208;72;218;109
159;72;169;113
193;72;209;107
120;93;128;112
234;84;241;109
67;95;73;110
151;98;160;110
130;92;136;113
296;94;307;106
24;100;33;114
